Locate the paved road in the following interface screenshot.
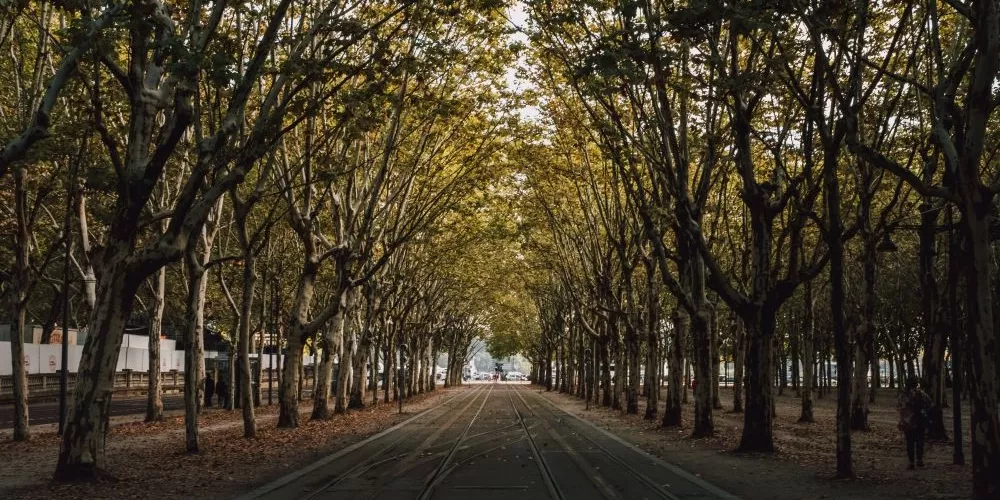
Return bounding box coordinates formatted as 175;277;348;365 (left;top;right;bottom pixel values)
241;383;735;500
0;395;188;429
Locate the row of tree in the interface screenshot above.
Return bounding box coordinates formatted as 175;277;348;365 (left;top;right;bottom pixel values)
0;0;519;481
509;1;999;498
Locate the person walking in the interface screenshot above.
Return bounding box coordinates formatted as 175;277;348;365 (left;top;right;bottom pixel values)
205;373;216;407
216;377;229;409
898;376;931;469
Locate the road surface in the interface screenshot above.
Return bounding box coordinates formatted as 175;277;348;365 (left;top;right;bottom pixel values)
240;383;735;500
0;395;191;429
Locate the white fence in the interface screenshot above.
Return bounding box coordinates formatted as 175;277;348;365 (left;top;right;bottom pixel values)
0;335;316;376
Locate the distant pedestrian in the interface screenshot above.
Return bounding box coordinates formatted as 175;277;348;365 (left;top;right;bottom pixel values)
217;378;229;409
205;374;215;407
898;376;931;469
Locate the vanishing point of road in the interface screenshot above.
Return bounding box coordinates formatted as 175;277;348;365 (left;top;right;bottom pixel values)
240;383;736;500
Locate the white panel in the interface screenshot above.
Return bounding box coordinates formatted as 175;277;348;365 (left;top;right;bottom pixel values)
160;349;172;372
68;345;83;373
27;344;43;374
115;345;126;372
0;341;11;375
38;344;61;373
126;348;146;371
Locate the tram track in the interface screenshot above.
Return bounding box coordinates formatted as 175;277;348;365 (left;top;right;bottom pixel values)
295;384;489;500
508;383;564;500
243;382;734;500
512;384;682;500
414;382;495;500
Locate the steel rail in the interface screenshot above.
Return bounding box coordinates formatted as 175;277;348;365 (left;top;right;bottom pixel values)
515;385;683;500
415;382;495;500
298;383;488;500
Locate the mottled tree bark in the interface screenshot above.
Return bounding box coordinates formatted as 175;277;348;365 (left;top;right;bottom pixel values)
662;309;686;427
739;307;777;452
825;139;853;476
732;319;745;414
183;256;209;453
145;266;166;422
56;261;144;479
799;280;815;423
335;300;357;414
9;164;31;441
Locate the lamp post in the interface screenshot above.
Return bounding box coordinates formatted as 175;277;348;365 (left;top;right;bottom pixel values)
584;347;592;411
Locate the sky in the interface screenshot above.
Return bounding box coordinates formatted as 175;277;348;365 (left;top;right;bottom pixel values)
504;2;541;122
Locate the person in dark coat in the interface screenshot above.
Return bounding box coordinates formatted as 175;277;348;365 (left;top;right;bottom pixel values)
205;374;216;407
898;376;932;469
216;377;229;409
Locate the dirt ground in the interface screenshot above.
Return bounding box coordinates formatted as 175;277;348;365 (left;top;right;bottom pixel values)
0;388;456;500
538;385;972;499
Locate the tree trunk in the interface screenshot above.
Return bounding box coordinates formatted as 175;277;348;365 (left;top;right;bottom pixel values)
9;299;30;442
238;252;257;437
626;322;640;414
279;328;304;427
961;212;1000;499
692;308;714;437
739;307;776;452
662;309;686;427
350;335;369;408
335;307;356;414
733;319;745;414
870;352;879;403
791;309;800;394
888;352;895;389
183;260;208;453
312;322;336;420
644;264;659;419
55;261;142;479
279;260;317;427
9;164;30;441
710;304;722;410
683;357;691;404
799;280;815;423
75;194;97;311
777;327;787;396
947;208;964;465
600;333;612;407
145;266;166;422
923;324;948;440
40;285;65;345
825;146;853;476
611;326;622;410
298;350;306;402
384;331;395;400
577;329;586;398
